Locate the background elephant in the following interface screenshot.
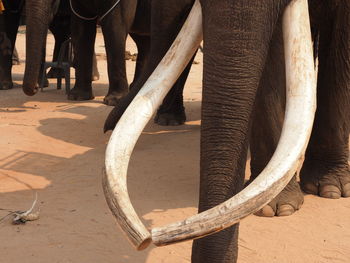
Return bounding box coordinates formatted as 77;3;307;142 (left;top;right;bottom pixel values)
104;0;349;262
25;0;195;125
0;0;97;91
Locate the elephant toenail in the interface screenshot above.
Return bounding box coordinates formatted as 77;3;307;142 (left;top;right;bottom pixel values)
342;183;350;197
320;185;341;199
277;204;295;216
255;205;275;217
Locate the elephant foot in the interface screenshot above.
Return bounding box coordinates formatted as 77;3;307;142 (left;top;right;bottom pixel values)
103;90;128;106
154;105;186;126
300;159;350;198
68;87;94;101
0;81;13;90
47;67;65;78
23;84;39;96
255;176;304;217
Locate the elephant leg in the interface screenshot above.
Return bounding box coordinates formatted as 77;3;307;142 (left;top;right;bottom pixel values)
135;7;196;127
69;16;96;101
131;0;194;88
0;9;20;90
22;0;50;95
4;8;20;54
130;31;192;126
99;1;137;106
249;18;303;217
145;0;195;126
0;14;13;90
300;2;350;199
192;1;290;262
154;52;196;126
129;33;150;88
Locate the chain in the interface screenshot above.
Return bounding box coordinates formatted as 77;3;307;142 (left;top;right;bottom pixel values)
69;0;121;22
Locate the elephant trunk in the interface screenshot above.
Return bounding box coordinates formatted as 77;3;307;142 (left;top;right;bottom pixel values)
22;0;51;96
102;0;316;250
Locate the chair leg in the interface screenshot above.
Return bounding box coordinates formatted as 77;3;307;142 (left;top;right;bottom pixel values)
40;68;47;92
64;66;70;94
57;76;62;90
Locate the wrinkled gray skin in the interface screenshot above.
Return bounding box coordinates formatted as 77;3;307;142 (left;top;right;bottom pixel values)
194;1;349;262
105;0;350;262
22;0;58;95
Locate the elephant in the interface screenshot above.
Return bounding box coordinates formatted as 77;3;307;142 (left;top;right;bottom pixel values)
102;0;349;262
24;0;195;125
68;0;195;125
0;0;97;91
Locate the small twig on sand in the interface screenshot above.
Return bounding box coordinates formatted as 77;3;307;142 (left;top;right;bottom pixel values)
9;192;40;225
12;192;40;224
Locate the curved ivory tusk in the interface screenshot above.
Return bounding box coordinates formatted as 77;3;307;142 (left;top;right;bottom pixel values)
151;0;316;246
103;0;203;250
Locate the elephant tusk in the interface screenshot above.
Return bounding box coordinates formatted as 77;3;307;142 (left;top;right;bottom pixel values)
103;0;203;250
151;0;316;246
104;0;316;250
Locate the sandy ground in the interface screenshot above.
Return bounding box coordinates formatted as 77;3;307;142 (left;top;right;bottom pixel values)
1;29;350;263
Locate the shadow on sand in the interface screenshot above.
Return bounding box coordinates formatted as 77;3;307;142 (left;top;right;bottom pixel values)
0;80;202;262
